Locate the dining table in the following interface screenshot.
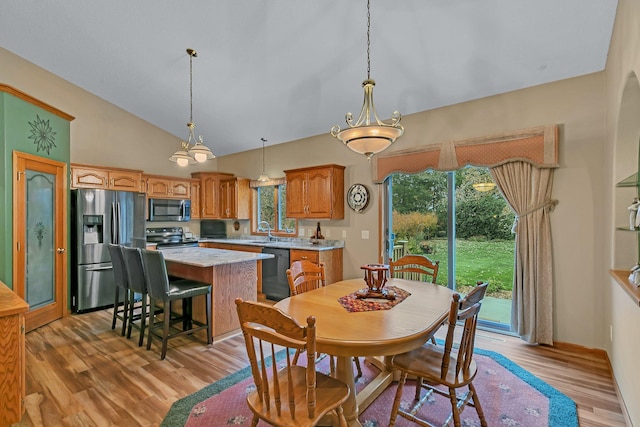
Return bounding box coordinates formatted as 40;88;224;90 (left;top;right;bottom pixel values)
274;277;454;427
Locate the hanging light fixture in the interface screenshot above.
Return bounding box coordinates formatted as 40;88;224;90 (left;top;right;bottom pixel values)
331;0;404;160
257;137;271;182
472;182;497;192
169;48;215;167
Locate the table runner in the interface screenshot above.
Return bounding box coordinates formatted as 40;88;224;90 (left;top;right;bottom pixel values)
338;285;411;312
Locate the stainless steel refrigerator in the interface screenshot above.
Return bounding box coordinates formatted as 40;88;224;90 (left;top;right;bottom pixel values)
71;189;146;313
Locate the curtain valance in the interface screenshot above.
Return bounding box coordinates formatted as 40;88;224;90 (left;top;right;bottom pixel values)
372;125;558;183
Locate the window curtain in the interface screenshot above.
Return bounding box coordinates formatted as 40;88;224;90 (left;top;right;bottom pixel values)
490;162;556;345
373;125;559;345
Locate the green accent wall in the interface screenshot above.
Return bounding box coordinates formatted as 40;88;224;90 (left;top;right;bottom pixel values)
0;91;70;289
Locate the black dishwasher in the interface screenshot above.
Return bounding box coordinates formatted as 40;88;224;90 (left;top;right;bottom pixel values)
262;247;290;301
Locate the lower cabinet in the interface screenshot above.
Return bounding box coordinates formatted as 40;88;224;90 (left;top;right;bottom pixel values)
0;282;29;426
290;248;343;286
200;243;264;295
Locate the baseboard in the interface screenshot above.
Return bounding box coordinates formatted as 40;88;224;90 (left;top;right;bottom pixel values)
553;341;632;426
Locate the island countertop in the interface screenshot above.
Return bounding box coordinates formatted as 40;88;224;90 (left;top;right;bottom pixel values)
159;246;273;268
198;237;345;251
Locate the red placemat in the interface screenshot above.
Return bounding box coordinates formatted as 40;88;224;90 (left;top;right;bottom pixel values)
338;285;411;312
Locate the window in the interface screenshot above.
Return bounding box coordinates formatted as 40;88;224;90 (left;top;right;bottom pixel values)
254;184;296;235
385;166;515;331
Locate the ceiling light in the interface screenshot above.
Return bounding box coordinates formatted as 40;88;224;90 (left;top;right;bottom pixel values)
472;182;497;192
331;0;404;160
257;137;270;182
169;48;215;166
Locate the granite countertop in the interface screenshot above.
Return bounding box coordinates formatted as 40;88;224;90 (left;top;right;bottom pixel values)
198;237;345;251
159;247;274;268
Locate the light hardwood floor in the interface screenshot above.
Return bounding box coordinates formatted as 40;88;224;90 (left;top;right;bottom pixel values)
14;308;627;427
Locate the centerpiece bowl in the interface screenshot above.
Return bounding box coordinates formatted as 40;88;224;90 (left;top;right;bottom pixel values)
356;263;395;300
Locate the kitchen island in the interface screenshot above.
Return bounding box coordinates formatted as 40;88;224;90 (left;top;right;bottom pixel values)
159;247;273;339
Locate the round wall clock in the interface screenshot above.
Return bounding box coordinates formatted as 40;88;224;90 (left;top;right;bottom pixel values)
347;183;370;212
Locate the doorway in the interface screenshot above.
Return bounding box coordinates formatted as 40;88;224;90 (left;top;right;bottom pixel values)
13;151;68;332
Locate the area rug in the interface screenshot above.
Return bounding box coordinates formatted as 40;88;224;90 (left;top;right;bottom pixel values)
161;348;578;427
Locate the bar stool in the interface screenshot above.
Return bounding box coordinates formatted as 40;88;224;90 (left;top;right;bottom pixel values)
107;244;129;336
140;249;212;360
121;246;157;346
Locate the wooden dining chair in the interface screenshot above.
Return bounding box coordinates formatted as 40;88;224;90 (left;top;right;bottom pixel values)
234;298;349;427
287;260;362;378
389;293;487;427
389;254;440;283
286;260;326;296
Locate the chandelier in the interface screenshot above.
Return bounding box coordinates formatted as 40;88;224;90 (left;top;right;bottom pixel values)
331;0;404;160
169;48;215;167
257;137;271;182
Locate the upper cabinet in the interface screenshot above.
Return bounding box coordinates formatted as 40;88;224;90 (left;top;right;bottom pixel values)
284;164;345;219
190;179;201;220
219;177;251;219
71;164;143;192
144;175;191;199
191;172;235;218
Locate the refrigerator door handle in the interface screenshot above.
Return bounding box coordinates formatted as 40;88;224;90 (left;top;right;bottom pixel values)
116;201;121;245
85;265;113;272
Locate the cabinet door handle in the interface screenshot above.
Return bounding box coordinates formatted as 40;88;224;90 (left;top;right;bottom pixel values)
300;256;308;260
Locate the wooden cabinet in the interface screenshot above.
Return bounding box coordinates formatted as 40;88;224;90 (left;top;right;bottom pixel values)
290;248;343;286
284;164;345;219
190;179;201;220
219;177;251;219
191;172;234;218
0;281;29;426
144;175;191;199
71;164;143;192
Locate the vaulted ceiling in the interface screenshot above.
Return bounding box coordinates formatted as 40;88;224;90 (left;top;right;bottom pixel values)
1;1;618;156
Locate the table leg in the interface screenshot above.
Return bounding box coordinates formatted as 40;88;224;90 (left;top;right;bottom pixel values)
335;355;363;427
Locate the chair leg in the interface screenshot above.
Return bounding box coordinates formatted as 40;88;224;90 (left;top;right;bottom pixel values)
120;288;129;337
138;293;147;347
449;386;462;427
127;290;135;339
146;297;155;351
335;404;347;427
469;382;487;427
205;292;212;344
161;301;171;359
111;286;119;330
389;371;407;427
353;357;362;378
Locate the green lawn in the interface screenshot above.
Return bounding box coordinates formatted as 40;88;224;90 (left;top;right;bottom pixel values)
422;238;515;295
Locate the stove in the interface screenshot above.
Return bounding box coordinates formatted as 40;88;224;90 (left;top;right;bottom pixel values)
146;227;199;248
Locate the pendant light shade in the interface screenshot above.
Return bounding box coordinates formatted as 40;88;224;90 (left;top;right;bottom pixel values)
170;48;215;166
331;0;403;160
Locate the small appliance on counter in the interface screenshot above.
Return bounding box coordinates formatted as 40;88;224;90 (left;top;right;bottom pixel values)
146;227;200;249
200;220;228;239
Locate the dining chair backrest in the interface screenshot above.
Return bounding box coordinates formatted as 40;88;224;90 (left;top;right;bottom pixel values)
235;298;320;425
139;249;171;301
107;244;127;289
441;293;483;379
121;246;146;294
460;281;488;310
389;254;439;283
287;260;326;296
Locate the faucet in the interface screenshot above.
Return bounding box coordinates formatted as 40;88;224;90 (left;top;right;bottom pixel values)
257;221;276;240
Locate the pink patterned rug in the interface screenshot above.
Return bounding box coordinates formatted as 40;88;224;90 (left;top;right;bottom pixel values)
161;348;577;427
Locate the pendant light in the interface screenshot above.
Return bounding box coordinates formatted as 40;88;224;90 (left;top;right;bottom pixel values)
331;0;404;160
257;137;270;182
169;48;215;166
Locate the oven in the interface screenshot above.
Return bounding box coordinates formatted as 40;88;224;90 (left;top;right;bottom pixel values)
148;198;191;222
146;227;199;249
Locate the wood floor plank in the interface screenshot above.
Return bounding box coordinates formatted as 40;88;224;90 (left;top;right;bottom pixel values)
12;308;627;427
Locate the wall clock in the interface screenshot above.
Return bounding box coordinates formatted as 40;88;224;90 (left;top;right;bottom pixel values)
347;183;370;212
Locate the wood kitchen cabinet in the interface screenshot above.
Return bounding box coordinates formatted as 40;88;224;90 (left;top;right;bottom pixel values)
71;164;143;192
144;175;191;199
290;248;343;286
190;179;201;220
200;242;264;294
0;281;29;426
284;164;345;219
219;177;251;219
191;172;234;218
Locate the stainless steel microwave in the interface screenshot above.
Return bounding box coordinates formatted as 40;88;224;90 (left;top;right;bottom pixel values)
148;198;191;222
